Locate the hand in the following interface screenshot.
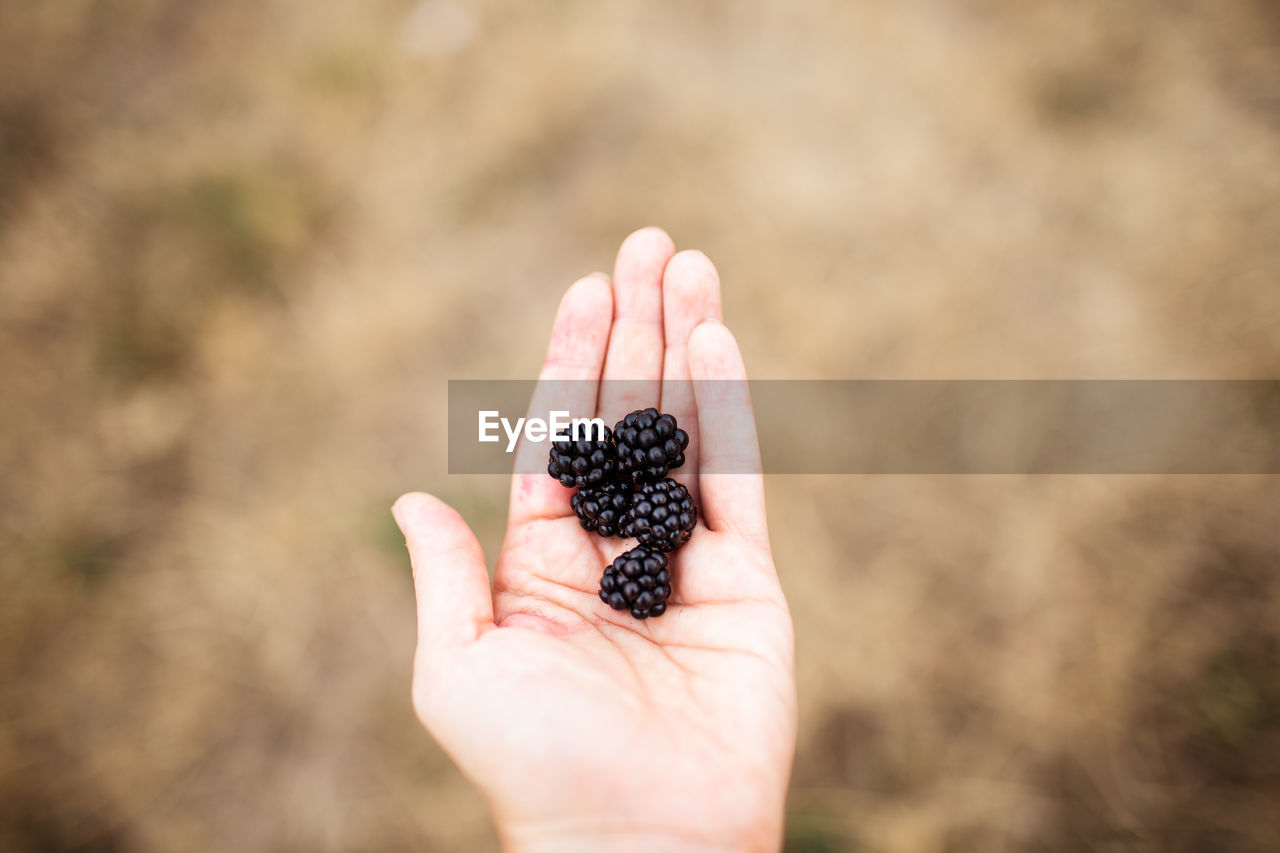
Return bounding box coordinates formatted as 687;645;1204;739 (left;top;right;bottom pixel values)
393;228;796;852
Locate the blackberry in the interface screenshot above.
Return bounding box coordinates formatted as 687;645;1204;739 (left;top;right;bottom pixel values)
613;408;689;484
547;425;618;488
599;546;671;620
622;477;697;552
570;481;632;537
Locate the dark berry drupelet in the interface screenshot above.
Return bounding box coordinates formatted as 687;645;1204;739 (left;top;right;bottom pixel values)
599;546;671;620
570;481;632;537
613;408;689;484
547;425;618;488
622;477;697;552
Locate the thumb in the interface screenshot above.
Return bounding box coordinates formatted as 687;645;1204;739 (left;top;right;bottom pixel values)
392;492;495;663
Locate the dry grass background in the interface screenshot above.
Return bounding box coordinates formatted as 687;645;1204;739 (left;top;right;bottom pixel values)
2;1;1279;850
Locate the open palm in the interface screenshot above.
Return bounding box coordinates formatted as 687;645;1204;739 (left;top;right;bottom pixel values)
394;229;796;852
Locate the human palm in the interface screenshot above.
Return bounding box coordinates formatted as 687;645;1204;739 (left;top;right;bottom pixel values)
394;229;796;852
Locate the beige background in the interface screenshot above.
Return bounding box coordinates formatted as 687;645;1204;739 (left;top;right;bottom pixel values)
2;1;1278;850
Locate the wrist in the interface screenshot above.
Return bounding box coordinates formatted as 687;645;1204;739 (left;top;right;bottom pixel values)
502;823;780;853
491;770;788;853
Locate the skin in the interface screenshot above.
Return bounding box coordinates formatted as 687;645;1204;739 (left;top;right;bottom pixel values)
393;228;797;852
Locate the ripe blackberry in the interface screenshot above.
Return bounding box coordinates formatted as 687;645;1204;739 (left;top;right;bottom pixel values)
547;425;618;488
599;546;671;620
613;408;689;484
622;477;697;552
570;481;632;537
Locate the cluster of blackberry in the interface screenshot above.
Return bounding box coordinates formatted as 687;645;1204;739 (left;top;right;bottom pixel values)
547;407;697;620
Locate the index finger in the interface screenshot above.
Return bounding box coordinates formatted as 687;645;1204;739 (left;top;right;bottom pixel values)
508;274;613;527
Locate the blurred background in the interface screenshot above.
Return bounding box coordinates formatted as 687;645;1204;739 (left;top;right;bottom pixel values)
2;1;1279;850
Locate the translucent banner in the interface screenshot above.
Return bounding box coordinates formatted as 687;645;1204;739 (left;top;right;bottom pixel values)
448;380;1280;474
